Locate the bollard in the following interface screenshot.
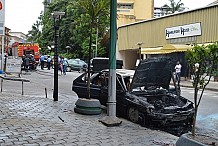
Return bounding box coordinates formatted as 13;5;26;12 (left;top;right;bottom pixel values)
45;88;47;98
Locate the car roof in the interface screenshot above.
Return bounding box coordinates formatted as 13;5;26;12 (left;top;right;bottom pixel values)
102;69;135;77
116;69;135;77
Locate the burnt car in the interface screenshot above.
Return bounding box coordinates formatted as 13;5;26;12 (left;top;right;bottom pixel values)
72;57;194;136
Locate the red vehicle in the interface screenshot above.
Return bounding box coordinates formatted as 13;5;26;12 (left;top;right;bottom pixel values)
17;43;40;62
8;43;41;70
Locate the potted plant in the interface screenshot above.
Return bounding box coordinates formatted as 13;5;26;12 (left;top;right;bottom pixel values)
74;0;110;115
176;42;218;146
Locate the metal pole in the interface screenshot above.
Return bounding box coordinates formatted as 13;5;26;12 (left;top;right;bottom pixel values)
1;36;4;71
108;0;117;117
53;18;59;101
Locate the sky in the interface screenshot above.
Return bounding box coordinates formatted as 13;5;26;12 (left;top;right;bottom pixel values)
4;0;216;35
154;0;215;9
5;0;44;34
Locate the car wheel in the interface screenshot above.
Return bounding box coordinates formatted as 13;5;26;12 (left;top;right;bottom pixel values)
66;66;71;72
127;106;139;123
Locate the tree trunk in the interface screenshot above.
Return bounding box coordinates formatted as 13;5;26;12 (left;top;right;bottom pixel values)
192;107;198;136
87;22;93;99
192;85;198;137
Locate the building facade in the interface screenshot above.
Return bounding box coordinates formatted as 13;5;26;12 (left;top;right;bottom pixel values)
117;4;218;69
117;0;154;27
0;27;11;55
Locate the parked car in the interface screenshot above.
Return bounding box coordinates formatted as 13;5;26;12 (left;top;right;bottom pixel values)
66;59;87;72
72;57;194;136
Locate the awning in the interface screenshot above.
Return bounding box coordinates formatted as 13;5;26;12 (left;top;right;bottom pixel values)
161;44;192;53
141;44;192;54
141;47;163;54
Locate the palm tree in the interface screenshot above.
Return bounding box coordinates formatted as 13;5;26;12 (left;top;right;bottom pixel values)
78;0;110;99
165;0;185;14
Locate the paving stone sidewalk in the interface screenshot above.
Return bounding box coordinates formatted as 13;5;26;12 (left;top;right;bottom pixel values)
0;92;178;146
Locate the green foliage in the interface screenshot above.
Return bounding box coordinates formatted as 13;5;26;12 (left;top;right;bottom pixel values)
166;0;185;13
27;0;110;58
185;42;218;136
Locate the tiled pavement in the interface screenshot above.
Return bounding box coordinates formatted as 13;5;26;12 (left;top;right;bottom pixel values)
0;92;178;146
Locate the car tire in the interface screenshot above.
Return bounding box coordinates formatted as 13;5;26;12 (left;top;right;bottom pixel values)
66;66;71;72
127;106;139;123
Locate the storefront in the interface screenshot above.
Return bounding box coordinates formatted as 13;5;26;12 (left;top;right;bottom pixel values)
117;4;218;70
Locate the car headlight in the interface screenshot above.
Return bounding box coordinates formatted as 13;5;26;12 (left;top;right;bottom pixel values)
147;107;154;113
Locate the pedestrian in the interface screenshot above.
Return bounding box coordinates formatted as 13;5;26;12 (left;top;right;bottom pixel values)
63;58;68;75
29;54;35;70
175;61;182;86
47;56;51;70
24;55;30;72
59;57;63;75
40;55;45;70
3;54;7;72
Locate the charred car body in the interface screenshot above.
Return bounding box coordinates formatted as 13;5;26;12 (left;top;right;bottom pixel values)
72;57;194;136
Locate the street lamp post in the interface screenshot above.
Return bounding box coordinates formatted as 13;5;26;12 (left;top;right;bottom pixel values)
137;42;143;60
65;46;71;54
51;11;65;101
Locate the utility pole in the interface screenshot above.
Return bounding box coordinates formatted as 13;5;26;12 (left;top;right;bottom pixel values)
99;0;122;126
0;0;5;72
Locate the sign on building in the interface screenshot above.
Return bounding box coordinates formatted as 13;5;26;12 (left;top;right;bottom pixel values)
0;0;5;35
165;22;202;40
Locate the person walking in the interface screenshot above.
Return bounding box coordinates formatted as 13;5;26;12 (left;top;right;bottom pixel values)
175;61;182;86
40;55;45;70
47;56;51;70
24;55;30;72
63;58;68;75
59;57;63;75
29;54;35;70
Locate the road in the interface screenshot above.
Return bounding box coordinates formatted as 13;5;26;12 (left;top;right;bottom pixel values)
181;87;218;137
1;68;80;99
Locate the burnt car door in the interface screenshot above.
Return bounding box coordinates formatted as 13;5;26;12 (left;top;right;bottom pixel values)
72;72;101;99
89;73;102;99
99;72;109;106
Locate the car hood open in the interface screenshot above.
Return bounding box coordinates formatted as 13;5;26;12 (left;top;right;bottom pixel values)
130;57;175;91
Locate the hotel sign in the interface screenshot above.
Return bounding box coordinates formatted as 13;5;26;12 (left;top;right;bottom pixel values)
165;22;202;39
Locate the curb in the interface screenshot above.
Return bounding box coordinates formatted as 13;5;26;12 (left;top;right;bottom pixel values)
180;84;218;92
171;82;218;92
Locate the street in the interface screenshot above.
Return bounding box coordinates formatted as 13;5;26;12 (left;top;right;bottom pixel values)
181;87;218;137
1;68;80;99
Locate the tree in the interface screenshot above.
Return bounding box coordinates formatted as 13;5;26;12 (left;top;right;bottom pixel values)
166;0;185;13
185;42;218;136
77;0;110;99
27;13;43;43
27;0;109;59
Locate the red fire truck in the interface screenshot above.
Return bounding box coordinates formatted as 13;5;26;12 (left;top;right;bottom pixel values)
17;43;40;61
8;42;41;70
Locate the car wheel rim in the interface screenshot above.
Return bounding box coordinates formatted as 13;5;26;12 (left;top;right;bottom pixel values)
128;107;139;123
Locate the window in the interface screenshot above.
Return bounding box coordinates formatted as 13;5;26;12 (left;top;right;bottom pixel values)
117;3;133;9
